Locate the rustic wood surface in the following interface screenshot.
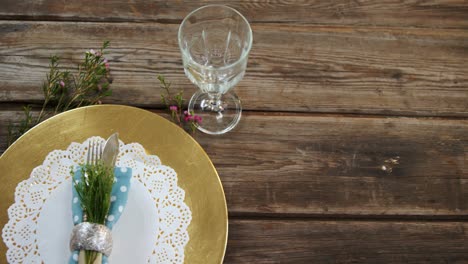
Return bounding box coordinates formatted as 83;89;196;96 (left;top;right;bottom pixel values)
1;0;468;29
226;220;468;263
0;1;467;263
1;21;467;116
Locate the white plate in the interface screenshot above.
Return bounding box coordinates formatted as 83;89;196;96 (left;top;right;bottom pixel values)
2;137;192;263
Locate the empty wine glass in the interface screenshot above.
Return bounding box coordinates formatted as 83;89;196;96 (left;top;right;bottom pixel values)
178;5;253;135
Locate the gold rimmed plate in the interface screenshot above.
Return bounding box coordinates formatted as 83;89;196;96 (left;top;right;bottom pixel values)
0;105;228;263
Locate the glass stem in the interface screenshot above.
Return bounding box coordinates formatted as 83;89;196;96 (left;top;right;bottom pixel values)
206;93;224;112
208;92;222;101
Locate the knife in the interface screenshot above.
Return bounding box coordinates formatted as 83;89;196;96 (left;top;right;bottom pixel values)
101;133;119;168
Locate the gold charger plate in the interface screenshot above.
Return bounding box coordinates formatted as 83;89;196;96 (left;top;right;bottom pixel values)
0;105;227;263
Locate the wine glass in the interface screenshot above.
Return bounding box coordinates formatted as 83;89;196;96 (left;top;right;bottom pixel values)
178;5;253;135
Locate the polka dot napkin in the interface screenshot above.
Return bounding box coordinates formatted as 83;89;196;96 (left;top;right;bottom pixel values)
69;167;132;264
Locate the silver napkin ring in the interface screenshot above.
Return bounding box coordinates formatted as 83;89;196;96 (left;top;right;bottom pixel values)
70;222;113;257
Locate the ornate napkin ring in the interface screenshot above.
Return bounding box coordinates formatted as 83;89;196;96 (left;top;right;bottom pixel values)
70;222;113;256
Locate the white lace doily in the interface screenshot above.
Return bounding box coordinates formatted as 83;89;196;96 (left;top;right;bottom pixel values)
2;137;192;263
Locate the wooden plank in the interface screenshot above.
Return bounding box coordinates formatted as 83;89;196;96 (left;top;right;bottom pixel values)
1;22;467;116
226;220;468;263
2;108;467;217
200;112;468;217
0;0;467;29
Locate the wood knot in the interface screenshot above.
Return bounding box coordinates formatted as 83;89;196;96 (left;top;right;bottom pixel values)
381;156;400;173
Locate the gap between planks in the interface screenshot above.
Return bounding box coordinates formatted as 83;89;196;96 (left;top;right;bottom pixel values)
1;103;468;120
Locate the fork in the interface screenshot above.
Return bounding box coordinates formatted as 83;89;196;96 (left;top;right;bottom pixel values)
86;141;103;165
80;141;103;264
82;141;102;220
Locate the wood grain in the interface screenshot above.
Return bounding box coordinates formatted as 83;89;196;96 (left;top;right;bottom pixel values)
2;109;467;217
226;219;468;263
1;0;468;261
1;22;467;116
0;0;467;29
200;112;468;217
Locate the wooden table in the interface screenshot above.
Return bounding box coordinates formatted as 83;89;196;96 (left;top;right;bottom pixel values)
1;1;467;263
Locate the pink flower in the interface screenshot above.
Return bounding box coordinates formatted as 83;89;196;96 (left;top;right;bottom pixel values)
194;115;202;123
96;51;102;57
59;80;65;88
183;110;199;122
105;62;110;70
169;105;178;111
103;58;108;63
89;49;96;55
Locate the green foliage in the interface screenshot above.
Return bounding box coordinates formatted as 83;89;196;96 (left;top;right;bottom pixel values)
73;162;114;225
158;75;201;135
7;41;113;146
159;75;184;108
73;162;114;264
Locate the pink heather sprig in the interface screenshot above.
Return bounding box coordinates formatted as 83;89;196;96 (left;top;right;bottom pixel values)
183;110;202;134
158;75;201;135
169;105;182;126
104;58;110;71
183;110;202;123
7;41;113;146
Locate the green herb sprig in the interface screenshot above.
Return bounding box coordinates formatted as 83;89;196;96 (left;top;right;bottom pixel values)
7;41;113;146
73;162;114;264
158;75;201;134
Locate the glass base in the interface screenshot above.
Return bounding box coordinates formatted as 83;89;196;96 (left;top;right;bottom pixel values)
188;91;242;135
